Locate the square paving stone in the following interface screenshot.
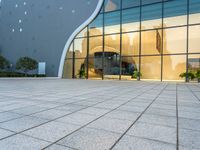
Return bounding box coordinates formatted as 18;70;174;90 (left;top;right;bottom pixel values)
0;128;14;139
23;121;81;142
112;135;176;150
0;116;48;132
57;112;97;126
179;129;200;149
146;107;176;117
139;114;177;128
78;107;110;116
31;109;71;120
127;122;177;144
0;134;49;150
105;110;140;121
58;127;120;150
0;112;23;123
88;117;132;134
179;117;200;131
45;144;73;150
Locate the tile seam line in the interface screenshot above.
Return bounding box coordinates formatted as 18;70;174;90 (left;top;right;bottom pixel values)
41;83;163;150
109;83;169;150
0;83;150;142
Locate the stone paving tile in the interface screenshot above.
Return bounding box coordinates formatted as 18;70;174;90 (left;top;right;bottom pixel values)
105;110;140;121
0;128;14;140
138;114;177;128
45;144;73;150
0;112;23;123
146;107;176;117
56;112;97;126
23;121;81;142
0;134;50;150
113;135;176;150
127;122;177;144
78;107;110;117
179;117;200;131
58;127;120;150
0;116;48;132
31;109;71;120
179;129;200;149
88;117;132;134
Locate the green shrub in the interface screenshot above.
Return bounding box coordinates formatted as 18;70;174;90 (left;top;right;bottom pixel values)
16;57;38;75
0;55;9;70
0;72;46;77
132;70;142;79
179;72;195;80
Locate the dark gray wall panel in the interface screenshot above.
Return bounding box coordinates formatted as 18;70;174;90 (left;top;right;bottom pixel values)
0;0;99;76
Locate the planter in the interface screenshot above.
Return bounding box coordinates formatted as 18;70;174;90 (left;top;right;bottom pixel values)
198;78;200;83
137;76;140;81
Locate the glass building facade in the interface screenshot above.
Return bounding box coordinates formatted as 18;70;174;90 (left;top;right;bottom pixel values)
63;0;200;81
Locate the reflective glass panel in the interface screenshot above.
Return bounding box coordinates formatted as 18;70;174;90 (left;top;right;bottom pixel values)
122;0;140;9
121;57;139;80
104;34;120;79
163;55;186;81
142;0;162;5
76;27;87;38
74;59;87;79
66;42;73;59
104;0;121;12
141;30;162;55
163;27;187;54
141;3;162;30
122;32;139;56
89;36;103;57
105;11;120;34
122;7;140;32
74;38;87;58
189;0;200;24
88;57;103;79
188;54;200;72
89;14;103;36
141;56;161;80
163;0;187;27
63;59;73;78
189;25;200;53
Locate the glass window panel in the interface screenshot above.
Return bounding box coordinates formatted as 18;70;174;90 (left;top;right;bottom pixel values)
104;34;120;79
104;0;121;12
141;56;161;80
122;7;140;32
141;30;162;55
141;3;162;30
163;27;187;54
163;55;186;81
76;27;87;38
74;38;87;58
89;14;103;36
189;25;200;53
163;0;187;27
63;59;73;78
88;57;103;79
74;59;87;79
105;11;120;34
122;32;139;56
121;57;139;80
89;36;103;57
122;0;140;9
142;0;162;5
188;54;200;72
66;42;73;59
189;0;200;24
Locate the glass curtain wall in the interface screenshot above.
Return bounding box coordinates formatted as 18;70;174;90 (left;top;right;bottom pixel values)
63;0;200;81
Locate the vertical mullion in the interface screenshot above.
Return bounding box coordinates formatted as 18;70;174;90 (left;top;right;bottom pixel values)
139;0;142;81
119;0;122;80
72;41;75;78
86;26;89;79
102;2;105;80
186;0;189;82
161;0;164;82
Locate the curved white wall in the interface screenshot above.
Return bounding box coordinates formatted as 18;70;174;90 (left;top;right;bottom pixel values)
58;0;104;78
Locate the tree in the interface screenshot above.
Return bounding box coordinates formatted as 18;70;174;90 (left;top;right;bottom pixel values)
0;55;9;70
16;57;38;75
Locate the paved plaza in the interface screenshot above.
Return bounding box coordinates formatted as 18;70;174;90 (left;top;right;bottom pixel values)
0;79;199;150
